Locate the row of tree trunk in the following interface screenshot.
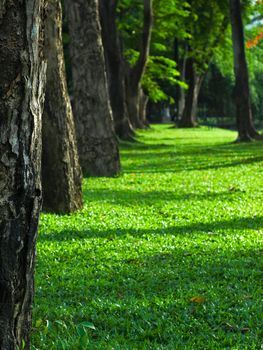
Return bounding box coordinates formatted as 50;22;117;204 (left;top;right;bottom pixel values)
0;0;154;346
99;0;153;139
0;0;127;348
1;0;260;347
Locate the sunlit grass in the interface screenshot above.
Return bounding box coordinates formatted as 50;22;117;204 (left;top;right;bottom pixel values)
32;125;263;349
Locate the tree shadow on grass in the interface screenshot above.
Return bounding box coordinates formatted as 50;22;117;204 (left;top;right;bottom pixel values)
121;140;263;173
83;188;243;206
39;215;263;242
124;155;263;173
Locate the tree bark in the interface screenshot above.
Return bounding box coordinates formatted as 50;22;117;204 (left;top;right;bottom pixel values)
174;39;187;121
42;0;83;213
229;0;262;141
0;1;46;349
126;0;153;129
179;59;203;128
99;0;134;140
65;0;121;176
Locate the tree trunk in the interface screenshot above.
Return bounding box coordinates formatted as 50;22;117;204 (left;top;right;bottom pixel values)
126;85;147;129
177;58;187;120
179;60;203;128
139;88;150;127
126;0;153;129
0;1;46;349
174;40;188;121
99;0;134;140
229;0;262;141
42;0;83;213
65;0;121;176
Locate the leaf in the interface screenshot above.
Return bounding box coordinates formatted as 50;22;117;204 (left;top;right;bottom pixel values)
35;319;42;328
190;296;206;303
240;327;250;333
55;320;67;329
78;321;96;330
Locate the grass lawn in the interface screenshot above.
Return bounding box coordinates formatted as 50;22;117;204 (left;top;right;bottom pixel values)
32;125;263;349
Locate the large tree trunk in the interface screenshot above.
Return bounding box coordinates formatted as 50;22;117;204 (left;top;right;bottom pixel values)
65;0;120;176
0;1;46;349
99;0;134;140
229;0;262;141
126;0;153;129
42;0;83;213
179;59;203;128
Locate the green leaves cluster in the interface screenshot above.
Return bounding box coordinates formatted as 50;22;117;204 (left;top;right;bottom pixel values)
125;48;187;102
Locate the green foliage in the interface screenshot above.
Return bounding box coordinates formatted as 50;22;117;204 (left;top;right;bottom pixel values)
143;56;187;103
125;49;187;103
183;0;229;73
205;7;263;125
117;0;190;103
32;126;263;349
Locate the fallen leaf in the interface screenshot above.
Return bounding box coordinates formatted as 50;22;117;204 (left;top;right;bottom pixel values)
190;296;206;303
240;327;250;333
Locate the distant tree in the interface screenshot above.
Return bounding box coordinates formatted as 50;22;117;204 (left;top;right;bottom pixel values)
177;0;229;128
125;0;153;129
42;0;83;213
99;0;134;140
229;0;262;141
0;1;46;348
65;0;120;176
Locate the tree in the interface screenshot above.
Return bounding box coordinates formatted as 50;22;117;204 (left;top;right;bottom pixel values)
124;0;154;129
229;0;262;141
65;0;121;176
0;1;46;348
42;0;83;213
177;0;229;127
99;0;134;140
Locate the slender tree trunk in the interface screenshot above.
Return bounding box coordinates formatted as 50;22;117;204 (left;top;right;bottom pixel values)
229;0;262;141
174;40;187;121
65;0;120;176
99;0;134;140
178;57;187;120
126;0;153;129
42;0;83;213
179;60;203;128
0;1;46;349
126;85;146;129
139;89;150;127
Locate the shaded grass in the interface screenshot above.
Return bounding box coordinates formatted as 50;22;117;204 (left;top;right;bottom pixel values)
32;125;263;349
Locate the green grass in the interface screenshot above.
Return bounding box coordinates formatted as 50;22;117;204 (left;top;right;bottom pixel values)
32;125;263;349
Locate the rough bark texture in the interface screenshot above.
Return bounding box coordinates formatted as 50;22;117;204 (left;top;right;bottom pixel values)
0;1;46;349
229;0;261;141
65;0;120;176
126;0;153;129
42;0;83;213
99;0;134;140
179;59;203;128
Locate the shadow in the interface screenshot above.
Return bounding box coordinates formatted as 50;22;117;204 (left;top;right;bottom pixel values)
121;139;263;173
83;188;242;206
123;155;263;174
39;215;263;242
